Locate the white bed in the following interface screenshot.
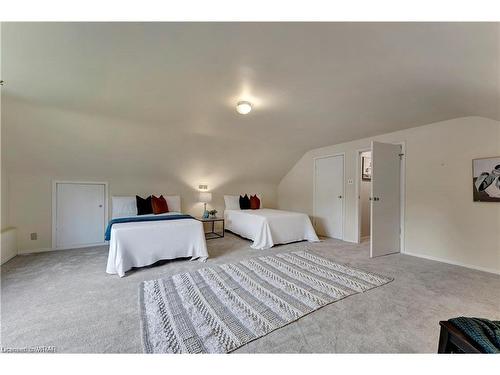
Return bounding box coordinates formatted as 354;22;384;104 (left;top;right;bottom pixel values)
224;208;320;250
106;196;208;277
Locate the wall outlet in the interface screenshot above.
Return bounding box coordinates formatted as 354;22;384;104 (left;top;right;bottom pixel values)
347;178;354;185
30;232;37;240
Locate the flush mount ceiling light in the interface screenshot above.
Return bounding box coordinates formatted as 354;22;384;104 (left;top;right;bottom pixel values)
236;101;252;115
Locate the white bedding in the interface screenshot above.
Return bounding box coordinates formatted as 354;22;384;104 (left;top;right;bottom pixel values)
106;212;208;277
224;208;319;250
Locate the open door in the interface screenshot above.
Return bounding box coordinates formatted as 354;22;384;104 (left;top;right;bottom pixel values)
370;141;401;257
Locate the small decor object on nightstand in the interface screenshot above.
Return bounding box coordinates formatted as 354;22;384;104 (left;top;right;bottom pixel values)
208;209;218;218
199;192;212;218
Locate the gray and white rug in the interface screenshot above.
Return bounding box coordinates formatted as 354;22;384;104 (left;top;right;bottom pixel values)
139;250;393;353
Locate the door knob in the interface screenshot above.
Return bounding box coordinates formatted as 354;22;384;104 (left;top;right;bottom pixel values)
99;204;103;207
338;195;342;199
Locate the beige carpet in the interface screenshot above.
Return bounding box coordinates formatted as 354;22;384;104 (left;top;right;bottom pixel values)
1;234;499;353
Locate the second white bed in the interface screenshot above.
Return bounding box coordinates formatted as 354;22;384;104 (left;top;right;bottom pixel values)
224;208;319;249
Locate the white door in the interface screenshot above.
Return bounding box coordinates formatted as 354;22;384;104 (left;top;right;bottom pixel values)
370;141;401;257
314;155;344;239
55;183;106;248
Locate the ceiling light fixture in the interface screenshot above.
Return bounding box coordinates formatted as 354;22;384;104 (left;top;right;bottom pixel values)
236;101;252;115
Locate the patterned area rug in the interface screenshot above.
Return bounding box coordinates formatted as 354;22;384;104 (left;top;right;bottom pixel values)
139;250;393;353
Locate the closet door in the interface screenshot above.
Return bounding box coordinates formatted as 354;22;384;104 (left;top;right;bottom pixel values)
314;155;344;239
55;182;106;249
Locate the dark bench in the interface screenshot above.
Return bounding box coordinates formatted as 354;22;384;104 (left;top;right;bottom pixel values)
438;321;482;353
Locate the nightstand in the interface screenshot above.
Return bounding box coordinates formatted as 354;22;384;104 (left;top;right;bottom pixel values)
195;217;225;239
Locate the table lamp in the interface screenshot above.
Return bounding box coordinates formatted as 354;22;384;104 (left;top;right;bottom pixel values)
199;192;212;218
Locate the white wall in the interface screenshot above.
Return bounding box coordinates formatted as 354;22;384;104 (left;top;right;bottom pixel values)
2;93;281;253
1;168;7;230
0;52;16;262
278;117;500;274
9;172;276;253
0;23;7;232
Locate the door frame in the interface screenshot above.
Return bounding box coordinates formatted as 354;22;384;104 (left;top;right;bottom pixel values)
52;180;109;250
355;147;372;244
312;153;345;240
355;141;406;253
399;141;407;254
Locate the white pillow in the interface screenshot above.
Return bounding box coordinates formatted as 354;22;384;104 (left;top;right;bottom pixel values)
224;195;240;210
255;194;263;208
111;196;137;218
164;195;181;212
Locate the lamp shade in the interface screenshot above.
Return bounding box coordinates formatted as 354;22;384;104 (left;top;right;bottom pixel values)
198;192;212;203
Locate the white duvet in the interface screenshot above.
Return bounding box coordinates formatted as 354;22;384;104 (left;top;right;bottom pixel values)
224;208;319;250
106;212;208;277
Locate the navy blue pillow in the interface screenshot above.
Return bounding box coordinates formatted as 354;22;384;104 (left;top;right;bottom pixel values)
136;195;153;215
239;194;251;210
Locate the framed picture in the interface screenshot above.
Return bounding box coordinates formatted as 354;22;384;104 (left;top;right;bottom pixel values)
362;155;372;181
472;156;500;202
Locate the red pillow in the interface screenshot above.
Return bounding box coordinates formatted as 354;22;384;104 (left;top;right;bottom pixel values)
151;195;169;214
250;195;260;210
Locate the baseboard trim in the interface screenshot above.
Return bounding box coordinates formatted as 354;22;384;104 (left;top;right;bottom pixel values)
18;242;108;255
18;247;53;255
342;238;358;244
403;251;500;275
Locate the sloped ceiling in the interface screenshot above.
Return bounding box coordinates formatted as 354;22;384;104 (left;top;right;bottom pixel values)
2;22;499;185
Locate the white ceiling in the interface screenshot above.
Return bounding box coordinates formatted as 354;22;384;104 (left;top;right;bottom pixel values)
2;22;499;183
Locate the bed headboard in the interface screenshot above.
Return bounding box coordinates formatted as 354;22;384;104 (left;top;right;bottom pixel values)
111;195;181;218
